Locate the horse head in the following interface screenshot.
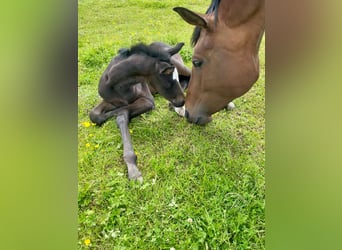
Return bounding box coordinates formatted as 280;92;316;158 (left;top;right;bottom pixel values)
174;0;265;125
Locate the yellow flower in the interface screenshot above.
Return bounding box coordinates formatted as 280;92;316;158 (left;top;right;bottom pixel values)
82;121;91;128
84;239;91;246
85;143;90;148
89;134;93;137
129;129;133;134
94;144;99;148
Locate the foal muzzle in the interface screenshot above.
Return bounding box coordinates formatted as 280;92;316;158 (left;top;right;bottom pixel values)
172;98;185;107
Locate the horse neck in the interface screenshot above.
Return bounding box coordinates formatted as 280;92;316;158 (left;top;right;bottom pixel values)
218;0;265;55
218;0;265;28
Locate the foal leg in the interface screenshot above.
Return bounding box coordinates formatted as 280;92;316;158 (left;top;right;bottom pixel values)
89;100;118;126
116;109;143;182
90;100;132;126
117;97;155;182
128;96;155;119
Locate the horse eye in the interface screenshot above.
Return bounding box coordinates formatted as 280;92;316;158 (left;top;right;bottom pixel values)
192;60;203;68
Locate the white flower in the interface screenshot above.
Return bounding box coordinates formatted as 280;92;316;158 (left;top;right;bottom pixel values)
168;199;177;207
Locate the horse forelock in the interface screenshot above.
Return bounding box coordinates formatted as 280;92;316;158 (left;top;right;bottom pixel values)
191;0;221;46
119;43;170;62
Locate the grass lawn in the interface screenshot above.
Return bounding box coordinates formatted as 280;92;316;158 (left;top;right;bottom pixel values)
78;0;265;249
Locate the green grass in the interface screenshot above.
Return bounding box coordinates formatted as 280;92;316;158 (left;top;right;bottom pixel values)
78;0;265;249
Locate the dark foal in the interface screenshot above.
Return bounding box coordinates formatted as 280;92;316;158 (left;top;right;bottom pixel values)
89;42;190;182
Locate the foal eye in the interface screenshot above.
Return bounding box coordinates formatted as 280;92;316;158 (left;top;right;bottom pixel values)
192;60;203;68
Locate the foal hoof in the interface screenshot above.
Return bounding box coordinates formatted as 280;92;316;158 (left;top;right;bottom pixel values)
129;175;143;184
135;176;143;184
128;168;143;183
174;106;185;117
227;102;235;111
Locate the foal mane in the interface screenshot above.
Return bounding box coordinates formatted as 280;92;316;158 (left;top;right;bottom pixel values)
191;0;220;46
118;43;170;62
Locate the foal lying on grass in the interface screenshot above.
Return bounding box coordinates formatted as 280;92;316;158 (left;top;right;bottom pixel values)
90;42;190;182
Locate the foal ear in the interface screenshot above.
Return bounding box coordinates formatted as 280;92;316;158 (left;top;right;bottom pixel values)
166;42;184;56
162;67;175;75
173;7;208;29
159;62;175;75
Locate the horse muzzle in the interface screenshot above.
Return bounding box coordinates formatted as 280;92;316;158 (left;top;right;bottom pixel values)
184;109;212;125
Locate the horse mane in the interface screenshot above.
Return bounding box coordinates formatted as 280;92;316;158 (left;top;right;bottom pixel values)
191;0;221;46
118;43;170;61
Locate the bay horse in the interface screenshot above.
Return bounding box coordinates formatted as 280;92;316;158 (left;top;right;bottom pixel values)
89;42;190;182
174;0;265;125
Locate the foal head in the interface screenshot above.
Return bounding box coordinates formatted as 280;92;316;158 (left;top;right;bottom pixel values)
174;0;265;125
146;42;186;107
123;43;186;107
99;43;186;108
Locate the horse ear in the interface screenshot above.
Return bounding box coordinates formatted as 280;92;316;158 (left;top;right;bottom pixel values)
166;42;184;56
173;7;208;29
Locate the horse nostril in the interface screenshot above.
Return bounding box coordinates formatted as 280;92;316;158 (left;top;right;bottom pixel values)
184;110;189;119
